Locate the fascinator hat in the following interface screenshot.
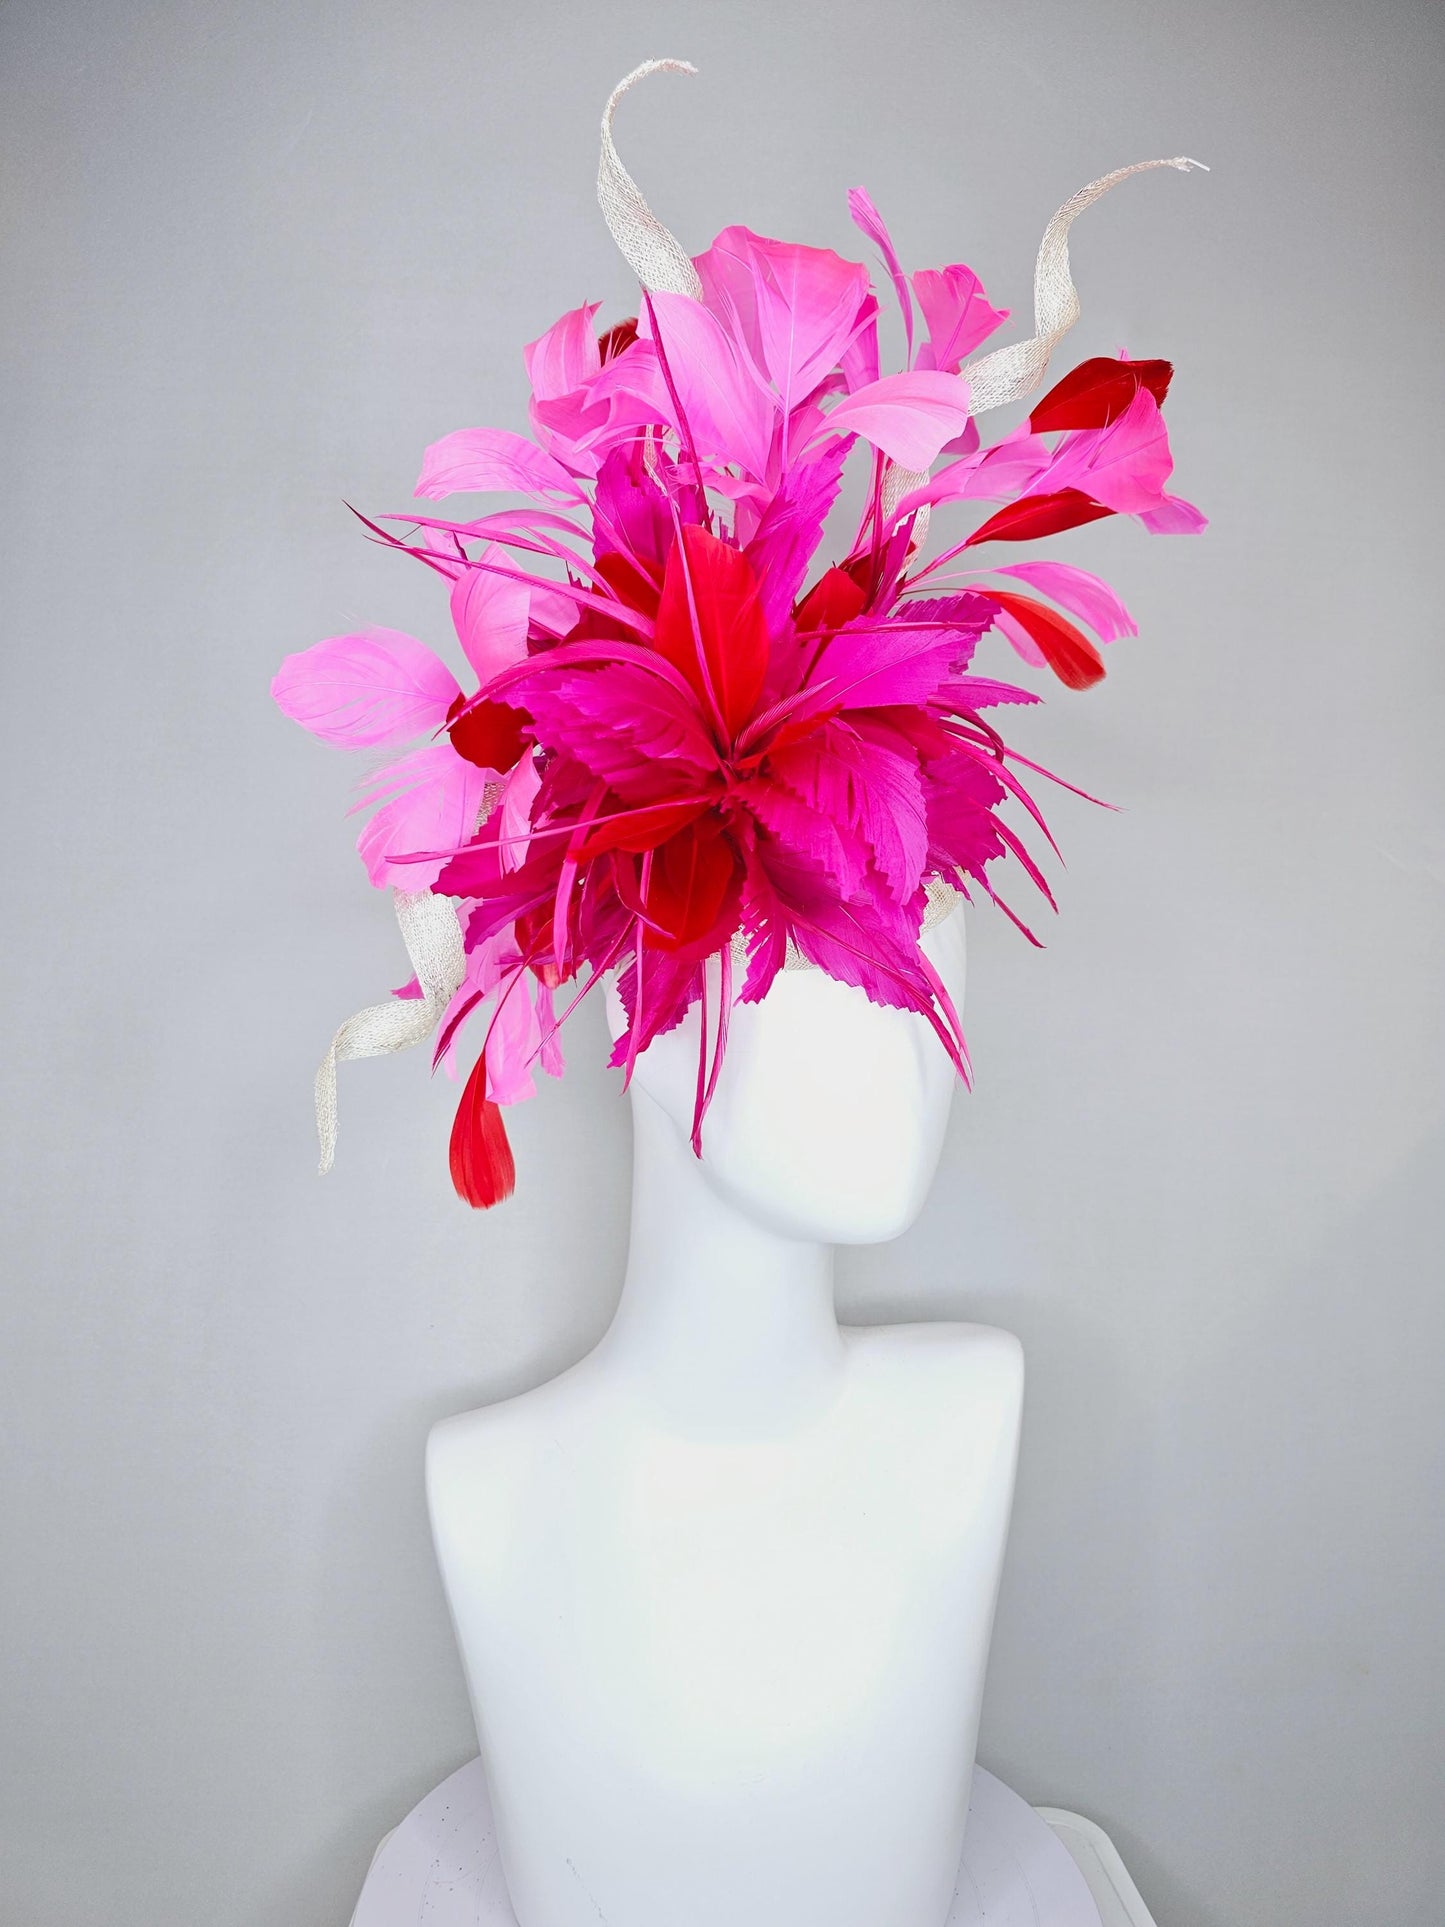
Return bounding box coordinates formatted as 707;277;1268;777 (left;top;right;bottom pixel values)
274;61;1205;1206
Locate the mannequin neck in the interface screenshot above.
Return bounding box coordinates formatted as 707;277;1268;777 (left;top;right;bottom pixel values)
598;1087;844;1430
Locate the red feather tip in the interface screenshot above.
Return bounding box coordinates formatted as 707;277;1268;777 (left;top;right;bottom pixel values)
1029;356;1173;433
448;693;531;772
987;589;1105;690
449;1050;517;1209
964;489;1114;547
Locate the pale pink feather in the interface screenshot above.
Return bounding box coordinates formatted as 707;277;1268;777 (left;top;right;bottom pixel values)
415;427;585;502
272;627;460;748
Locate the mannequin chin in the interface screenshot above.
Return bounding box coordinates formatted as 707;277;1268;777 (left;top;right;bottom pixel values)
604;909;966;1247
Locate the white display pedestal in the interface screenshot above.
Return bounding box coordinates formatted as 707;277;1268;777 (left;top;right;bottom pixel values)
349;1756;1158;1927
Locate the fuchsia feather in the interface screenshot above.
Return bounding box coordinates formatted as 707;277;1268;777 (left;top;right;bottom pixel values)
276;188;1203;1206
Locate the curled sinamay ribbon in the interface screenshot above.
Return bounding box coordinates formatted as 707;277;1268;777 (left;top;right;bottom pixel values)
315;887;466;1174
313;59;1204;1172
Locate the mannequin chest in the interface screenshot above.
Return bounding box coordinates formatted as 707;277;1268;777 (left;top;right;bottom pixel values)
429;1323;1023;1767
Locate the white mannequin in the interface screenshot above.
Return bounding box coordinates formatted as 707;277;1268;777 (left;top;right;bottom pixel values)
427;911;1024;1927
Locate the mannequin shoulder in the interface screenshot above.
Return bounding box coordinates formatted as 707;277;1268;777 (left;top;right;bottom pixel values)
426;1363;596;1512
842;1320;1024;1423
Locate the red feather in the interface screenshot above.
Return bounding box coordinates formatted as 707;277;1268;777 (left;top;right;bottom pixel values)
1029;356;1173;432
592;546;661;620
987;590;1106;690
449;1050;517;1208
598;316;640;363
578;794;711;859
964;489;1113;547
449;696;530;772
793;564;869;634
653;526;770;741
643;812;744;951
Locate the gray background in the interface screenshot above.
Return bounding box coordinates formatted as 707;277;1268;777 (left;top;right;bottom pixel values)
2;2;1442;1923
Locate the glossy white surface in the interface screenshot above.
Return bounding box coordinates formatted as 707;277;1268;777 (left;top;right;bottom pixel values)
427;915;1027;1927
350;1755;1102;1927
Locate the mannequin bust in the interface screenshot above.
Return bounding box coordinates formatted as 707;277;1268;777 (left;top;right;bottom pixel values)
427;910;1024;1927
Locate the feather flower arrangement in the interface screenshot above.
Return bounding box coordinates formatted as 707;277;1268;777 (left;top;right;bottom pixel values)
274;62;1205;1207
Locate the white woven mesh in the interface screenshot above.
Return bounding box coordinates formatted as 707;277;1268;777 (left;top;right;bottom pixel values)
314;888;466;1174
597;61;704;299
957;156;1208;418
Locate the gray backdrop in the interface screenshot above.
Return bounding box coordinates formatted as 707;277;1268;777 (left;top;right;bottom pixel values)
2;2;1442;1923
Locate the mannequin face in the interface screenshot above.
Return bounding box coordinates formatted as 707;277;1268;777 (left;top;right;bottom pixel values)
605;910;966;1244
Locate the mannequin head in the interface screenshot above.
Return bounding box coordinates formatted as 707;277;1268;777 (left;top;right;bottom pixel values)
605;910;965;1246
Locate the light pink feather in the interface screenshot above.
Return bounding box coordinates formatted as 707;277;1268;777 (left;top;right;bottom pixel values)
911;264;1009;373
352;746;492;888
523;302;602;400
643;291;777;479
994;562;1137;642
449;543;531;684
821;370;972;469
415;427;585;502
847;187;915;365
272;627;460;747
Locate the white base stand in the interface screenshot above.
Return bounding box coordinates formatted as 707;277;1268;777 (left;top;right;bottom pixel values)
350;1757;1158;1927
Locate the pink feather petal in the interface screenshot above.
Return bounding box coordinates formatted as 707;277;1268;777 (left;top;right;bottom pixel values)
937;673;1042;711
642;292;777;479
1036;387;1174;516
847;187;915;364
530;339;678;477
353;745;493;888
838;294;881;393
775;863;942;1026
272;628;460;748
484;973;543;1105
990;610;1048;666
925;753;1009;888
747;234;873;411
810;602;988;712
520;660;719;799
821;371;973;470
692;227;769;373
608;948;704;1062
449;543;531;684
740;777;872;898
768;724;929;903
534;980;566;1078
743;436;851;635
415;427;585;503
1139;492;1208;534
523;302;602;401
994;561;1137;642
911;264;1009;373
